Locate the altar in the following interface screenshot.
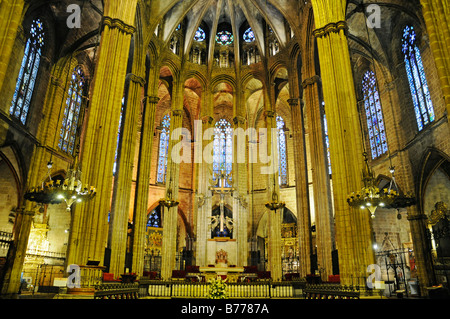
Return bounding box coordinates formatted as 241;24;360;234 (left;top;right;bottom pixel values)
199;265;244;282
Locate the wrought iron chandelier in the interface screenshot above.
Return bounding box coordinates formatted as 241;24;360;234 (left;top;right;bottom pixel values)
347;153;415;218
159;187;179;208
24;160;96;211
265;178;285;212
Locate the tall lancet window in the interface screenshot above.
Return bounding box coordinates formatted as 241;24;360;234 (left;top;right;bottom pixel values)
157;114;171;183
402;25;435;131
58;66;85;155
10;19;45;124
362;70;388;159
323;110;332;175
113;97;124;175
213;119;233;187
276;116;288;186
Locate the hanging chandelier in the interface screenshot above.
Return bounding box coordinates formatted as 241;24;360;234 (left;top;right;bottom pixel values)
347;153;415;218
24;160;96;211
159;188;179;208
265;189;286;211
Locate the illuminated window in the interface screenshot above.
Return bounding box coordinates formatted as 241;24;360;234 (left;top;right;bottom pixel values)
323;111;332;175
58;66;85;154
194;27;206;42
10;19;44;124
147;206;162;228
243;27;255;43
113;98;124;174
216;31;234;45
157;114;171;183
276;116;288;186
213;119;233;186
362;70;388;159
402;25;435;131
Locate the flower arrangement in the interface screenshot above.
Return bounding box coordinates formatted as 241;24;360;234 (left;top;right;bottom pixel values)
207;276;228;299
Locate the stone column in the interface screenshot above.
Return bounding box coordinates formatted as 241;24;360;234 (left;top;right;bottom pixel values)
233;114;249;267
288;97;312;278
302;76;335;281
1;56;78;295
108;71;146;277
195;113;214;267
160;91;184;280
310;0;375;286
420;0;450;123
131;95;159;277
407;208;436;295
264;108;283;281
0;0;25;96
67;2;138;266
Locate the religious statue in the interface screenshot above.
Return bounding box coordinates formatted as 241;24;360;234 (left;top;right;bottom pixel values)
215;249;228;265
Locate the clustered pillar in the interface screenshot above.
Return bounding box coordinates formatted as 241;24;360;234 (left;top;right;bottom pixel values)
311;0;375;287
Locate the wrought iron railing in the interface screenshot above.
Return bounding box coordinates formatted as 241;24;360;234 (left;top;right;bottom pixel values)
303;284;360;299
94;282;140;299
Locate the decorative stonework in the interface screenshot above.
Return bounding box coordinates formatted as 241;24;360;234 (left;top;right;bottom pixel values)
102;16;136;35
312;21;348;38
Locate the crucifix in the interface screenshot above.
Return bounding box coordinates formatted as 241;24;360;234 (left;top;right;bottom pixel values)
209;169;235;236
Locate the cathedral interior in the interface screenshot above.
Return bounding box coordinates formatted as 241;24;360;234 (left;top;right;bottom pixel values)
0;0;449;301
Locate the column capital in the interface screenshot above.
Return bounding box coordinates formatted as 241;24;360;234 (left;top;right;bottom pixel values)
233;116;246;125
172;109;183;117
102;16;136;35
144;96;160;104
312;21;348;38
302;75;321;88
201;115;214;125
287;98;300;106
127;73;146;87
264;110;276;118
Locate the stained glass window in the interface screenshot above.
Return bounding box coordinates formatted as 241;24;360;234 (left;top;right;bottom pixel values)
323;110;332;175
213;119;233;186
157;114;171;183
58;66;85;155
362;70;388;159
276;116;288;186
243;27;255;43
10;19;45;125
147;206;162;228
402;25;435;131
194;27;206;42
113;98;124;175
216;31;234;45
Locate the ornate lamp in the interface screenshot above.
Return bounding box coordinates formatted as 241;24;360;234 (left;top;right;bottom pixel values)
159;188;179;208
347;153;415;218
265;188;285;212
24;160;96;211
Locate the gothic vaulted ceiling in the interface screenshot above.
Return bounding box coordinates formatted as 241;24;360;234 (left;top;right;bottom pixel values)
153;0;304;58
